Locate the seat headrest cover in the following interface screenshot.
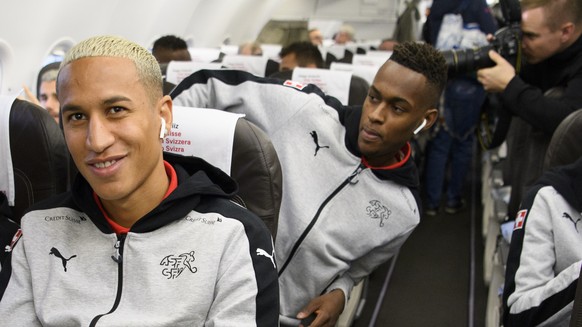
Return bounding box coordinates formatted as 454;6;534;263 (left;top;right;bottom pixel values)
221;55;270;77
0;94;18;205
161;106;244;175
291;67;352;105
166;61;222;85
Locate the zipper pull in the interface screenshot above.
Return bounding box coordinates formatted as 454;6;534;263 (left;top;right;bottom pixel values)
348;164;364;184
111;240;122;263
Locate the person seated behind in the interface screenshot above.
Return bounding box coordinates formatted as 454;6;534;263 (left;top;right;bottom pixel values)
37;68;60;124
171;41;447;327
277;41;324;72
308;28;324;46
0;35;279;326
152;34;191;64
333;24;356;44
238;41;263;56
270;41;368;106
503;156;582;326
20;67;61;124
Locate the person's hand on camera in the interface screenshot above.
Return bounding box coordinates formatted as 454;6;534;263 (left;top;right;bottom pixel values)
297;289;345;327
477;50;516;93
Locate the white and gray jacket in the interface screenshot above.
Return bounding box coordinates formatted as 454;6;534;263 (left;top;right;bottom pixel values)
503;157;582;327
0;153;279;327
171;70;422;324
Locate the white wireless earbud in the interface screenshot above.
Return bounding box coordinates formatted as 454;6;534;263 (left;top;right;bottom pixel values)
413;119;427;135
160;117;166;138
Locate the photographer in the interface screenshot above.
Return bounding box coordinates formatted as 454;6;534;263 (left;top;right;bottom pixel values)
423;0;498;215
477;0;582;220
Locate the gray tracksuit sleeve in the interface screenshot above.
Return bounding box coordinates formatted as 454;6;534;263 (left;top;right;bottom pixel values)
0;236;42;326
172;69;325;135
504;187;582;326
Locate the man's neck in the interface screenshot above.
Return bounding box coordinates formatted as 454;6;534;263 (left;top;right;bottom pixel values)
363;143;410;170
101;161;170;228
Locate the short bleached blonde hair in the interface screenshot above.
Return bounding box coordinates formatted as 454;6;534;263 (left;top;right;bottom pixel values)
59;35;163;101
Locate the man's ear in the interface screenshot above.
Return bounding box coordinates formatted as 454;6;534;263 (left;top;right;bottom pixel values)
423;108;439;129
159;95;173;135
560;22;576;43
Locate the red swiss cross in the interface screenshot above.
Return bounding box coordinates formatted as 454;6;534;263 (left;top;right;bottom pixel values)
514;209;528;230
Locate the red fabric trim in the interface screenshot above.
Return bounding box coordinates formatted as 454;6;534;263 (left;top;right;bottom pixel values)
362;142;411;170
94;160;178;234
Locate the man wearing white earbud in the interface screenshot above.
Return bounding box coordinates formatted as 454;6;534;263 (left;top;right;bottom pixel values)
172;41;447;327
0;36;279;326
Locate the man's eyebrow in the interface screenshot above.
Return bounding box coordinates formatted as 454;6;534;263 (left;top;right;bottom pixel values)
61;104;82;114
368;85;383;98
102;96;132;105
522;30;539;37
61;96;132;113
370;85;411;105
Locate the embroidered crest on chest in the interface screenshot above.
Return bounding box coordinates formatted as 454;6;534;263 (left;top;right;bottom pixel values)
366;200;391;227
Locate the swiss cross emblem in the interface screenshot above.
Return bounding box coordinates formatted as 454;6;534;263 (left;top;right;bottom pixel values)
283;80;305;90
514;209;528;230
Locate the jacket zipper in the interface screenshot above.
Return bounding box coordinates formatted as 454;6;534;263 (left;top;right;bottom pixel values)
90;234;126;326
278;163;365;276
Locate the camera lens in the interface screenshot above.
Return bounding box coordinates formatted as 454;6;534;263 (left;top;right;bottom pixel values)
442;44;495;76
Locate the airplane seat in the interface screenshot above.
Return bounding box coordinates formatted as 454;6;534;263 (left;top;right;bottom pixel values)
348;75;370;107
543;108;582;169
164;107;282;237
264;59;280;77
484;93;579;327
157;62;178;95
230;118;282;237
483;86;565;257
268;69;369;106
220;54;271;77
0;97;69;270
7;98;69;222
324;50;354;68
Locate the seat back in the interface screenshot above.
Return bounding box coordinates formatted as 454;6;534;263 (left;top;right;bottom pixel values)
187;47;221;63
230;118;282;236
544;109;582;169
162;107;282;237
4;98;69;223
165;61;222;86
221;54;271;77
329;62;378;86
269;68;369;106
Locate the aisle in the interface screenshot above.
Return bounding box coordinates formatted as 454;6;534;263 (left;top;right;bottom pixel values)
353;154;487;327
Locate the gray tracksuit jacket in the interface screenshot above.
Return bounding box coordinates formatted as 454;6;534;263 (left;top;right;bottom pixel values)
171;70;422;325
0;153;279;327
503;157;582;326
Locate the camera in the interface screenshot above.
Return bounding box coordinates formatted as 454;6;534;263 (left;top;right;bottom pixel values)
442;0;523;76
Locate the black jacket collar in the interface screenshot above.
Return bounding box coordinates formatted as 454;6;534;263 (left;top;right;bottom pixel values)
72;152;238;234
339;105;420;189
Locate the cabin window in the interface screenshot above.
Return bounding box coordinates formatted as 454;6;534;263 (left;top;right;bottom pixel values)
41;39;73;67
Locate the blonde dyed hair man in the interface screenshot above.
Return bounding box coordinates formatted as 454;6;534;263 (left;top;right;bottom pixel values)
0;35;279;326
59;35;164;104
